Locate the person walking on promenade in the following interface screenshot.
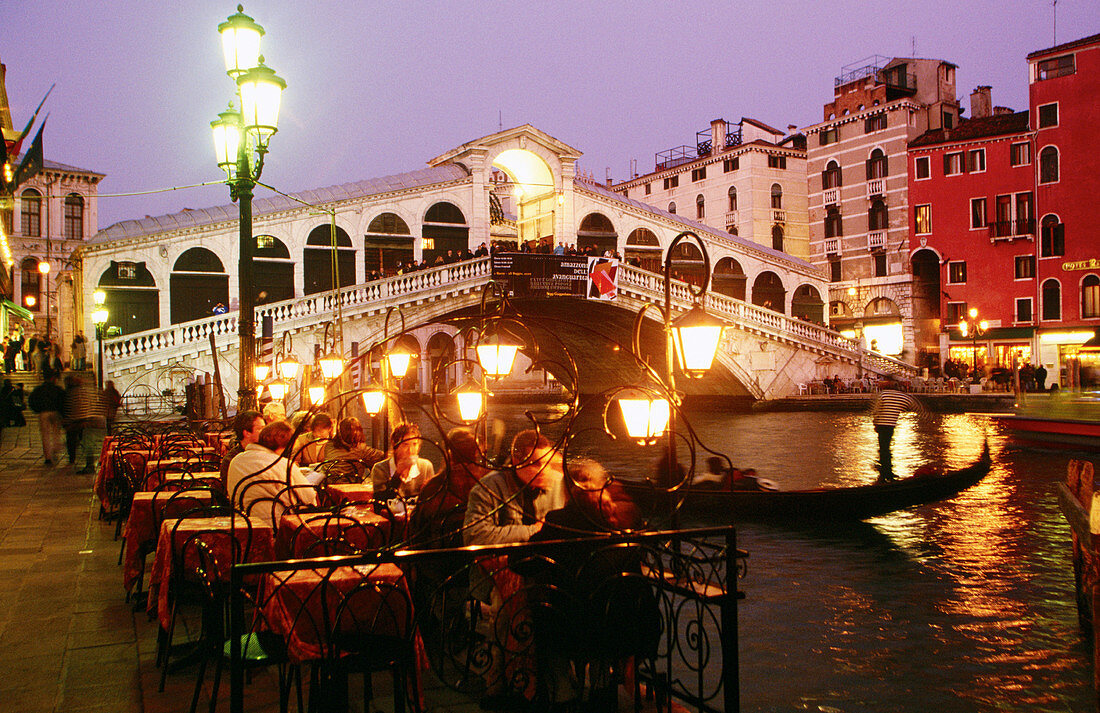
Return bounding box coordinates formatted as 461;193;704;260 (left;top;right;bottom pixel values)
63;374;106;474
102;380;123;434
71;331;87;370
29;372;65;465
872;375;923;481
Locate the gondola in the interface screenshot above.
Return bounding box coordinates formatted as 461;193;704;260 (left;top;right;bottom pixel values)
629;442;992;522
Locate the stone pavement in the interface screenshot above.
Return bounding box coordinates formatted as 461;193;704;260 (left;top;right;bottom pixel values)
0;422;487;713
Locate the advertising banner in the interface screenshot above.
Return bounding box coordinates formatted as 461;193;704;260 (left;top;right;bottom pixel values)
490;252;620;301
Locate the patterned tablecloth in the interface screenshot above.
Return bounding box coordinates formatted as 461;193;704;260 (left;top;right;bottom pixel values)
275;505;392;559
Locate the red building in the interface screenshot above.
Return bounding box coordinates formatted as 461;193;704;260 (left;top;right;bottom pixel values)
908;32;1100;386
1027;32;1100;382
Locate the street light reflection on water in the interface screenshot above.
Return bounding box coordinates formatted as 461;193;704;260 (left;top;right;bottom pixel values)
420;403;1090;711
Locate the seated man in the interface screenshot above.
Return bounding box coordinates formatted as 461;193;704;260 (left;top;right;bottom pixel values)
463;429;566;546
219;410;263;495
293;412;332;465
227;421;318;527
370;422;435;501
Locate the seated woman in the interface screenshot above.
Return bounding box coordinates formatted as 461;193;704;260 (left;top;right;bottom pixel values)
227;421;318;527
321;416;385;482
293;412;332;465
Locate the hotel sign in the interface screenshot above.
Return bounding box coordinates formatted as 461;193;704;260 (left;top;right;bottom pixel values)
1063;258;1100;271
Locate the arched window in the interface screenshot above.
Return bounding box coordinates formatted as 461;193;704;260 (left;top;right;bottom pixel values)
770;184;783;209
866;148;888;179
304;224;356;294
868;200;888;231
367;212;411;235
171;248;229;323
64;194;85;239
727;187;737;211
577;213;618;255
1042;278;1061;321
1039;146;1059;184
695;194;705;219
713;257;746;300
1040;214;1064;257
21;189;41;237
771;224;784;252
625;228;661;272
668;202;676;214
424;202;466;224
1083;275;1100;319
822;160;842;189
20;257;41;311
365;213;413;276
423;202;469;263
254;235;294;304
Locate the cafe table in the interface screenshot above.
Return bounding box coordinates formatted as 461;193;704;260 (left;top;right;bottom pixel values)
257;563;426;709
323;482;375;506
95;445;218;509
122;488;217;593
147;515;275;630
274;505;392;559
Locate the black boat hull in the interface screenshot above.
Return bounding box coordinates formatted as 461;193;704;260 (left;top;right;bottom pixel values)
628;444;992;522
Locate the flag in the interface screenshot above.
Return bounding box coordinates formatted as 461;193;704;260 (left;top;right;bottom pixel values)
11;116;45;189
7;83;54;159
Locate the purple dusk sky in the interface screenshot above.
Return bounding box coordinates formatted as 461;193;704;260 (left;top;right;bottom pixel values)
2;1;1095;230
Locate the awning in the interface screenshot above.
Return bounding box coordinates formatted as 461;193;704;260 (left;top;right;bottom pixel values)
1;299;34;322
948;326;1035;342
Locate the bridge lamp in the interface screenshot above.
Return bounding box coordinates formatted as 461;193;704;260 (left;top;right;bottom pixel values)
254;363;271;382
671;304;725;377
618;393;670;444
307;383;326;406
24;294;36;308
361;386;386;416
476;335;521;377
456;379;485;423
91;291;109;390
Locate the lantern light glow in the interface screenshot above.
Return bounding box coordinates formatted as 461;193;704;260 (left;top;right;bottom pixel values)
618;396;671;442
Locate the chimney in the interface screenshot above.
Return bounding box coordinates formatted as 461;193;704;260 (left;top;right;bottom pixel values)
787;124;798;134
710;118;726;155
993;106;1014;116
970;86;992;119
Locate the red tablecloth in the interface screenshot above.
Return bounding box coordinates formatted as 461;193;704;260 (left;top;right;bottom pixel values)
258;563;428;708
275;506;391;559
95;446;218;508
148;515;274;629
121;490;215;592
324;482;375;506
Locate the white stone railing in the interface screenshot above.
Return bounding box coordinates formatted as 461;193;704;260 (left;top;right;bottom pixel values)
103;259;493;370
617;264;917;377
866;178;885;197
822;188;838;206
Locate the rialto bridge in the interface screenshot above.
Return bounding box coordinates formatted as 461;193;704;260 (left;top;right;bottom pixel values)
75;125;914;404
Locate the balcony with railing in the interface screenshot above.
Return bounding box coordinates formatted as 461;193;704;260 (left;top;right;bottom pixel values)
725;209;738;227
867;230;886;251
989;219;1035;241
834;56;916;99
823;188;839;206
866;178;885;197
772;209;786;223
695;126;743;157
824;238;839;255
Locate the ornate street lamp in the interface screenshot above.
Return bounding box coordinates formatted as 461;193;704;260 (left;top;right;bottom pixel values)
617;388;671;445
958;307;988;381
475;332;521;377
38;260;51;340
91;289;109;390
211;5;286;413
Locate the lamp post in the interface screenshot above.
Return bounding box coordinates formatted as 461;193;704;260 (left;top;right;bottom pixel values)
958;307;988;381
211;5;286;413
620;231;725;525
38;260;50;340
91;289;108;390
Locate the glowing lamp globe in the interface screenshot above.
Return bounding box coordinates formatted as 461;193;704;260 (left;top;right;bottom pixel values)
254;363;271;382
386;348;413;379
618;396;670;442
267;380;287;401
476;336;520;377
210;108;242;179
361;388;386;415
307;384;326;406
236;61;285;147
318;353;343;381
92;307;108;326
671;305;724;377
218;5;264;77
456;383;484;423
278;354;300;380
93;289;107;306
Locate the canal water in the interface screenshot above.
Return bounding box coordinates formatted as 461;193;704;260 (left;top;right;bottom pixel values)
435;404;1092;712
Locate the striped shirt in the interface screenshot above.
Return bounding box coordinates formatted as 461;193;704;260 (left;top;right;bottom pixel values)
872;389;922;426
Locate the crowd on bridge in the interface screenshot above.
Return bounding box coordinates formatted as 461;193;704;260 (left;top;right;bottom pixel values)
365;240;628;282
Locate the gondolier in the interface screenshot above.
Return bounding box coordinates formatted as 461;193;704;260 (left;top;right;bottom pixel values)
873;375;924;480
